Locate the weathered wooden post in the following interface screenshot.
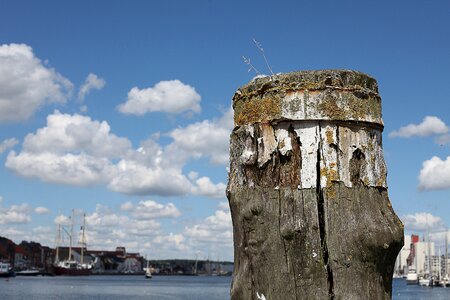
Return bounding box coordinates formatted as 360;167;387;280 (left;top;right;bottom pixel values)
227;70;404;299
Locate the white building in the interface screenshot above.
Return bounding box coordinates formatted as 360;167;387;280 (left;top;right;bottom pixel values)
394;235;411;275
424;255;442;277
414;241;435;275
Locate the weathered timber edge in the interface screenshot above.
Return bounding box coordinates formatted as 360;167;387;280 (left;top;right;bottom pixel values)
233;70;383;127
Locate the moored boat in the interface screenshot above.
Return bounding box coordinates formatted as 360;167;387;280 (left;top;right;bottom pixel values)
0;262;15;278
439;274;450;287
145;256;152;279
53;210;92;276
418;276;431;287
53;260;91;276
406;269;418;285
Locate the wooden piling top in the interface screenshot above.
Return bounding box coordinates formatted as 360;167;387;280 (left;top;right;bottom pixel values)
232;69;383;127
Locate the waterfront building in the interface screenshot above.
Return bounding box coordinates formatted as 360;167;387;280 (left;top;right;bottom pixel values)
123;254;143;273
394;235;411;275
424;255;442;277
441;256;450;276
414;241;435;275
14;246;27;269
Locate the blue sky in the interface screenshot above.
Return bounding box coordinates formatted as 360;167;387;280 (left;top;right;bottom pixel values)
0;0;449;260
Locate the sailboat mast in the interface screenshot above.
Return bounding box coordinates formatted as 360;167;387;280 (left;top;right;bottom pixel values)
194;253;198;275
81;213;86;266
428;231;432;277
55;223;61;263
68;209;74;261
446;229;449;276
439;247;442;280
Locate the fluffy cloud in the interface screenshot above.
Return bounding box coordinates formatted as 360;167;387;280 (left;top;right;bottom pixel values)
7;151;113;186
108;159;192;196
6;110;227;198
0;138;18;154
218;201;230;211
0;198;32;225
389;116;449;138
35;206;50;214
191;176;226;199
120;200;181;219
5;110;126;187
169;107;233;165
418;156;450;190
0;43;73;122
152;233;188;252
20;110;131;158
185;208;232;244
78;73;105;101
402;212;446;232
117;80;201;115
54;214;71;226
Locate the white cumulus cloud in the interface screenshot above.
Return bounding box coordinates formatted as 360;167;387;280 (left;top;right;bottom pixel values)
78;73;105;101
120;200;181;219
402;212;446;232
117;80;201;115
35;206;50;214
6;151;113;186
6;110;228;198
169;107;233;165
0;43;73;122
418;156;450;190
185;208;232;244
20;110;131;159
389;116;449;138
191;176;226;199
0;198;32;225
0;138;18;154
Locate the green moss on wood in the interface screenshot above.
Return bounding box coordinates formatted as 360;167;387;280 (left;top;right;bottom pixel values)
235;96;281;125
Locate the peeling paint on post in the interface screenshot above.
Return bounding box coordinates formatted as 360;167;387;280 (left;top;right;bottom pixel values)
227;70;404;300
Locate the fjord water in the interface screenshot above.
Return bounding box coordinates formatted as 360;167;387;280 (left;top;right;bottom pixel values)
0;275;231;300
1;276;449;299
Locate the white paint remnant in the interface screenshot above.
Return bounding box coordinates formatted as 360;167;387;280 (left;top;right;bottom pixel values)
240;149;255;164
320;124;339;188
295;123;319;189
240;125;257;166
236;119;387;190
256;292;267;300
281;91;383;125
275;125;292;156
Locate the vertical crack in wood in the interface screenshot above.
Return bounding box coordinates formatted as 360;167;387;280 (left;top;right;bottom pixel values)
316;123;335;300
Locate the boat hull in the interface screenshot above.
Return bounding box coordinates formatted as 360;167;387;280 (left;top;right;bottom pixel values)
16;270;40;276
0;271;16;278
53;266;91;276
419;280;430;287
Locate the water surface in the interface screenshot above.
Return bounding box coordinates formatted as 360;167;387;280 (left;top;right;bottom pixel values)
1;275;450;299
